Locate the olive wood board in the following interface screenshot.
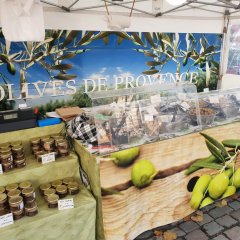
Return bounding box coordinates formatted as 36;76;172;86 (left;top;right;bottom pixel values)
100;122;240;191
102;157;240;240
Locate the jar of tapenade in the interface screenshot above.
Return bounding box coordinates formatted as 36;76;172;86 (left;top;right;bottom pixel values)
0;186;5;194
9;196;24;211
0;147;12;155
12;209;25;220
68;182;80;195
2;162;14;172
0;193;8;208
7;189;21;199
62;177;75;185
6;183;18;192
14;157;26;168
0;143;10;149
36;151;47;163
44;188;56;201
56;185;68;198
0;152;13;164
32;146;42;155
11;141;22;148
58;149;70;157
39;183;51;195
12;146;25;160
47;194;59;208
0;207;9;216
19;181;32;191
25;202;38;217
56;140;69;150
30;138;41;148
51;180;62;189
43;138;55;151
22;187;35;203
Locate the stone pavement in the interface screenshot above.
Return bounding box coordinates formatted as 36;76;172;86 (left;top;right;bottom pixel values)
134;197;240;240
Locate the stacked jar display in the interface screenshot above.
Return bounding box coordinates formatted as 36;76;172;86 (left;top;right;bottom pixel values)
0;141;26;172
0;181;38;219
39;177;80;208
30;134;70;162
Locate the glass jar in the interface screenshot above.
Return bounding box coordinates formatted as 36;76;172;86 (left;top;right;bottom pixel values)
62;177;75;185
12;209;25;220
56;140;69;150
32;146;42;155
39;183;51;195
44;188;56;201
9;196;24;211
0;186;5;194
14;157;26;168
51;180;62;189
25;202;38;217
0;147;12;155
12;146;24;160
0;207;9;216
2;162;14;172
41;136;50;146
19;181;32;191
0;193;8;208
30;138;41;148
56;185;68;199
6;183;18;192
68;182;80;195
7;189;21;199
11;141;22;148
43;138;55;152
0;152;13;164
22;187;36;203
58;149;70;157
47;194;59;208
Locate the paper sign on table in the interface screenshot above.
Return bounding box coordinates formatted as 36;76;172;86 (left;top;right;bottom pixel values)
58;198;74;210
0;164;3;174
0;213;14;228
42;152;55;164
180;102;190;110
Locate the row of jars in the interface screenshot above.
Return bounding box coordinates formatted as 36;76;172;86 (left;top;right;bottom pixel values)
0;141;26;172
0;181;38;219
31;134;70;162
39;177;80;208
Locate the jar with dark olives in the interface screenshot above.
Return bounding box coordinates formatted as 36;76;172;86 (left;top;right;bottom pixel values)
25;202;38;217
56;185;68;198
22;187;36;203
47;194;59;208
68;182;80;195
9;196;24;211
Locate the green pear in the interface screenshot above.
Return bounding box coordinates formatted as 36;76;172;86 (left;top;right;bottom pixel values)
131;159;157;188
111;147;140;167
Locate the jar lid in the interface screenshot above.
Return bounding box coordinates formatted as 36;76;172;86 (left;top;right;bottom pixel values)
47;194;59;203
25;202;38;211
0;186;5;194
39;183;51;191
31;137;40;143
7;189;21;198
56;185;67;193
6;183;18;192
11;141;22;147
9;196;23;205
0;148;11;154
62;177;74;185
51;180;62;188
0;193;7;202
41;136;50;141
0;143;10;149
0;152;12;158
12;146;23;151
44;139;54;144
44;188;56;196
22;187;34;196
19;181;32;189
68;182;79;191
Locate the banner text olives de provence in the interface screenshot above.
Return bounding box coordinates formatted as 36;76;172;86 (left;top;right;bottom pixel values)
208;172;229;199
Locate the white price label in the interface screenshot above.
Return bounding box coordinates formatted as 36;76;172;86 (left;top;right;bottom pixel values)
0;213;14;228
144;114;153;122
58;198;74;211
209;96;219;104
180;102;190;110
150;94;161;104
0;164;3;175
41;152;55;164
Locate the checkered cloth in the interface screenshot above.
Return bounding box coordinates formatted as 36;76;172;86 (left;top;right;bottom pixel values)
66;113;97;143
